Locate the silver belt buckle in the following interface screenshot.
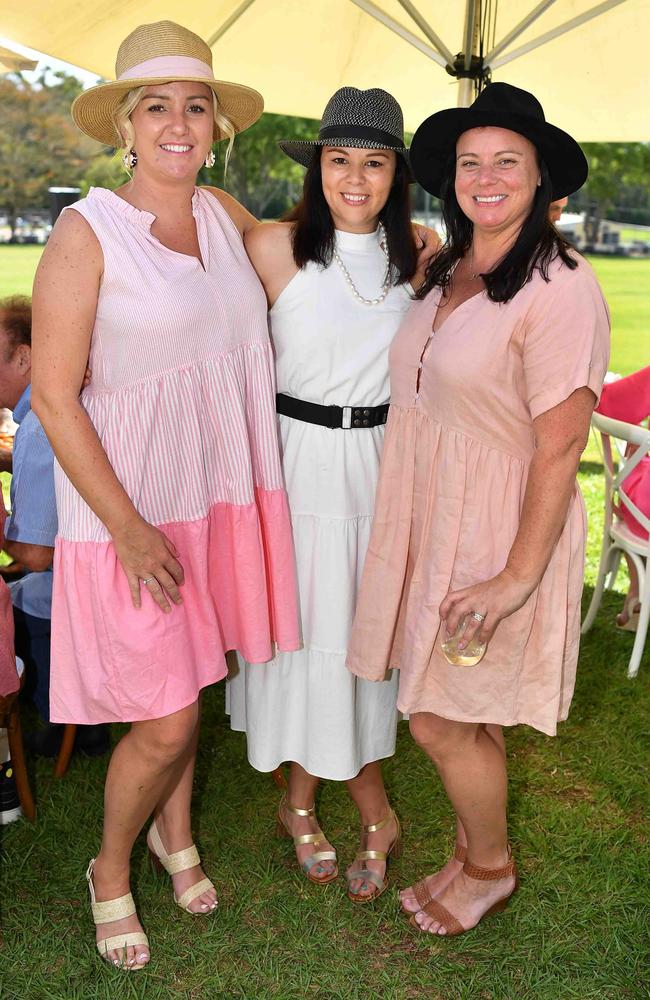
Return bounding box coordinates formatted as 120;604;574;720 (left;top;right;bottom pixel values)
341;406;352;429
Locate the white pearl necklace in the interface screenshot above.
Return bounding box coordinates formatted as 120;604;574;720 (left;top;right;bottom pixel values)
332;224;391;306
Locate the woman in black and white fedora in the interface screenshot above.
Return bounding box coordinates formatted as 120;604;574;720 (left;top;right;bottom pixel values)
227;87;436;901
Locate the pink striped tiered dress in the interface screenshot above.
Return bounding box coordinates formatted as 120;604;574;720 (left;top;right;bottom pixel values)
49;186;299;725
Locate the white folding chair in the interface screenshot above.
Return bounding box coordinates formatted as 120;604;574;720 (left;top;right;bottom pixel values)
581;412;650;678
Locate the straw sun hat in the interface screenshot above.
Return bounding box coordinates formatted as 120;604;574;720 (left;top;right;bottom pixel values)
71;20;264;148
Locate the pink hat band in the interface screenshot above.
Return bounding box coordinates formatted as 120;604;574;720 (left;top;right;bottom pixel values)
118;55;214;82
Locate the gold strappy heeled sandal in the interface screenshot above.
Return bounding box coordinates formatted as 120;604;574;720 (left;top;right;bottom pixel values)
147;820;217;915
86;859;149;971
347;810;402;903
409;846;519;936
276;796;339;884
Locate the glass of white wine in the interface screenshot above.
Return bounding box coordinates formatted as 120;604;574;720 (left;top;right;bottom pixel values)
441;616;487;667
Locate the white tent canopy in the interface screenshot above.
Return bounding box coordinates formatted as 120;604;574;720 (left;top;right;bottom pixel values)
2;0;649;139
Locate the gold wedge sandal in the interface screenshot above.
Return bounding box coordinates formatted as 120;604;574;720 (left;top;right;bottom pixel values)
86;859;149;971
347;810;402;903
276;796;339;884
408;846;519;936
147;820;217;915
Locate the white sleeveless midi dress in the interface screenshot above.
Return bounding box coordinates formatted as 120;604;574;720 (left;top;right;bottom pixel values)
227;227;412;780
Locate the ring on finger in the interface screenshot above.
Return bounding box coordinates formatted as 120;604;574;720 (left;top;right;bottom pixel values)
141;577;155;586
469;610;486;623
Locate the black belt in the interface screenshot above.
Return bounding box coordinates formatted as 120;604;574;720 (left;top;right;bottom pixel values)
276;393;389;429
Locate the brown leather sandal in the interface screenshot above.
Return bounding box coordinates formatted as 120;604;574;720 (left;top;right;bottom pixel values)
409;846;518;936
402;842;467;915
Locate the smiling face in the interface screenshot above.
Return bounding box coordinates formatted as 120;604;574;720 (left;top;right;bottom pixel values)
454;126;541;237
129;81;214;182
320;146;397;233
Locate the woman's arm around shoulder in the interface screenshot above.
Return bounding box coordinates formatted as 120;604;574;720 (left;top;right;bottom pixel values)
244;222;298;308
411;223;441;291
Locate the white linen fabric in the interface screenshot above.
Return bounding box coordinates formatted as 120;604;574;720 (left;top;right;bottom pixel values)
227;226;412;780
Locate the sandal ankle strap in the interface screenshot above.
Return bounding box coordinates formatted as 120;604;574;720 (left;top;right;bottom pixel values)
363;809;394;834
463;847;516;881
282;798;315;818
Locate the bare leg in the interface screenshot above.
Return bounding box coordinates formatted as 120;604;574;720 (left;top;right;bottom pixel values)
400;723;504;912
148;712;217;913
91;702;200;967
407;713;516;934
279;762;336;880
345;760;398;899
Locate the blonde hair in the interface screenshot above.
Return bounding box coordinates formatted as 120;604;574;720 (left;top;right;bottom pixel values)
112;86;235;175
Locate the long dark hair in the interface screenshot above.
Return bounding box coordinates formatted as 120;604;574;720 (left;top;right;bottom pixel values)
285;149;417;285
417;154;578;303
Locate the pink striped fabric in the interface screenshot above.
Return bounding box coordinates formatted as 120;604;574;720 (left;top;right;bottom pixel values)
50;187;299;724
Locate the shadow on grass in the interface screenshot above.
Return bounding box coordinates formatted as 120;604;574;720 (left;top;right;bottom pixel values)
579;460;605;477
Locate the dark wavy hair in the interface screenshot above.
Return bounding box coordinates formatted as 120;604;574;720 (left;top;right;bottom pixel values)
285;148;417;285
417;153;578;303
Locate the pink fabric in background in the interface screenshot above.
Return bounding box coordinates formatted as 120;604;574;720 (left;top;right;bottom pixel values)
0;506;18;698
596;365;650;540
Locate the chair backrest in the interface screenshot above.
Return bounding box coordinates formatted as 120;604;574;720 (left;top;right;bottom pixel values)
591;411;650;541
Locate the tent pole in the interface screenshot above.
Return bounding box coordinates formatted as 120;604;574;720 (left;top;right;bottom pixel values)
206;0;257;47
457;0;480;107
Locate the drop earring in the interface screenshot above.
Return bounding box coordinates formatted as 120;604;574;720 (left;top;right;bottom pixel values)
122;148;137;171
204;149;216;169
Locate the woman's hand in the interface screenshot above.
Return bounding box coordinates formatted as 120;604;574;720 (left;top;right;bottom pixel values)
112;517;185;613
439;569;535;648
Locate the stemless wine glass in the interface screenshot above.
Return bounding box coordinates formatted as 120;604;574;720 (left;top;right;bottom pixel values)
441;615;487;666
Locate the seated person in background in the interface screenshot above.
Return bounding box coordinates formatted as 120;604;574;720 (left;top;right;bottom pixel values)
596;365;650;630
549;196;569;224
0;295;109;756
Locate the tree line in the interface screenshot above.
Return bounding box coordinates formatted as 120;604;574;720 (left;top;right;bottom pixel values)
1;70;649;241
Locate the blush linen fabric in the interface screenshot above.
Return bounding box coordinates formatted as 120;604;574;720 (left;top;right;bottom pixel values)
50;187;299;725
596;365;650;540
347;256;610;736
0;507;18;698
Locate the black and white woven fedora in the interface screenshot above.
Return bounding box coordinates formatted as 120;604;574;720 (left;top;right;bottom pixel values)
279;86;409;167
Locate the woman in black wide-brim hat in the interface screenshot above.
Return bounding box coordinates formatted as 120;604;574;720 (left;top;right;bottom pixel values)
346;83;611;935
227;86;437;902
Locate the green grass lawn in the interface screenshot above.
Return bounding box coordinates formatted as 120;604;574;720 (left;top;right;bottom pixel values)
1;246;647;376
0;246;648;999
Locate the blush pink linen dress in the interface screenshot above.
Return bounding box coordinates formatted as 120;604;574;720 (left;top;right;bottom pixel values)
50;187;299;725
347;256;610;736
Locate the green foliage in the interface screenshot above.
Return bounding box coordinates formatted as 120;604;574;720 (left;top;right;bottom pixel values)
0;72;98;237
80;152;127;196
575;143;650;240
219;112;318;219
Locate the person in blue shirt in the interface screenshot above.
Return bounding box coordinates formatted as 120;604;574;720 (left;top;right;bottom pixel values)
0;295;108;757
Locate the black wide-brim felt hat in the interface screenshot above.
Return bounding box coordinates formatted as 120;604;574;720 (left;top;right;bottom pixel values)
280;86;410;169
410;82;588;200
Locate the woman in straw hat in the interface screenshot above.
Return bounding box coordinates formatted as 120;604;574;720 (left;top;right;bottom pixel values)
31;21;299;969
346;83;610;936
227;86;436;902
